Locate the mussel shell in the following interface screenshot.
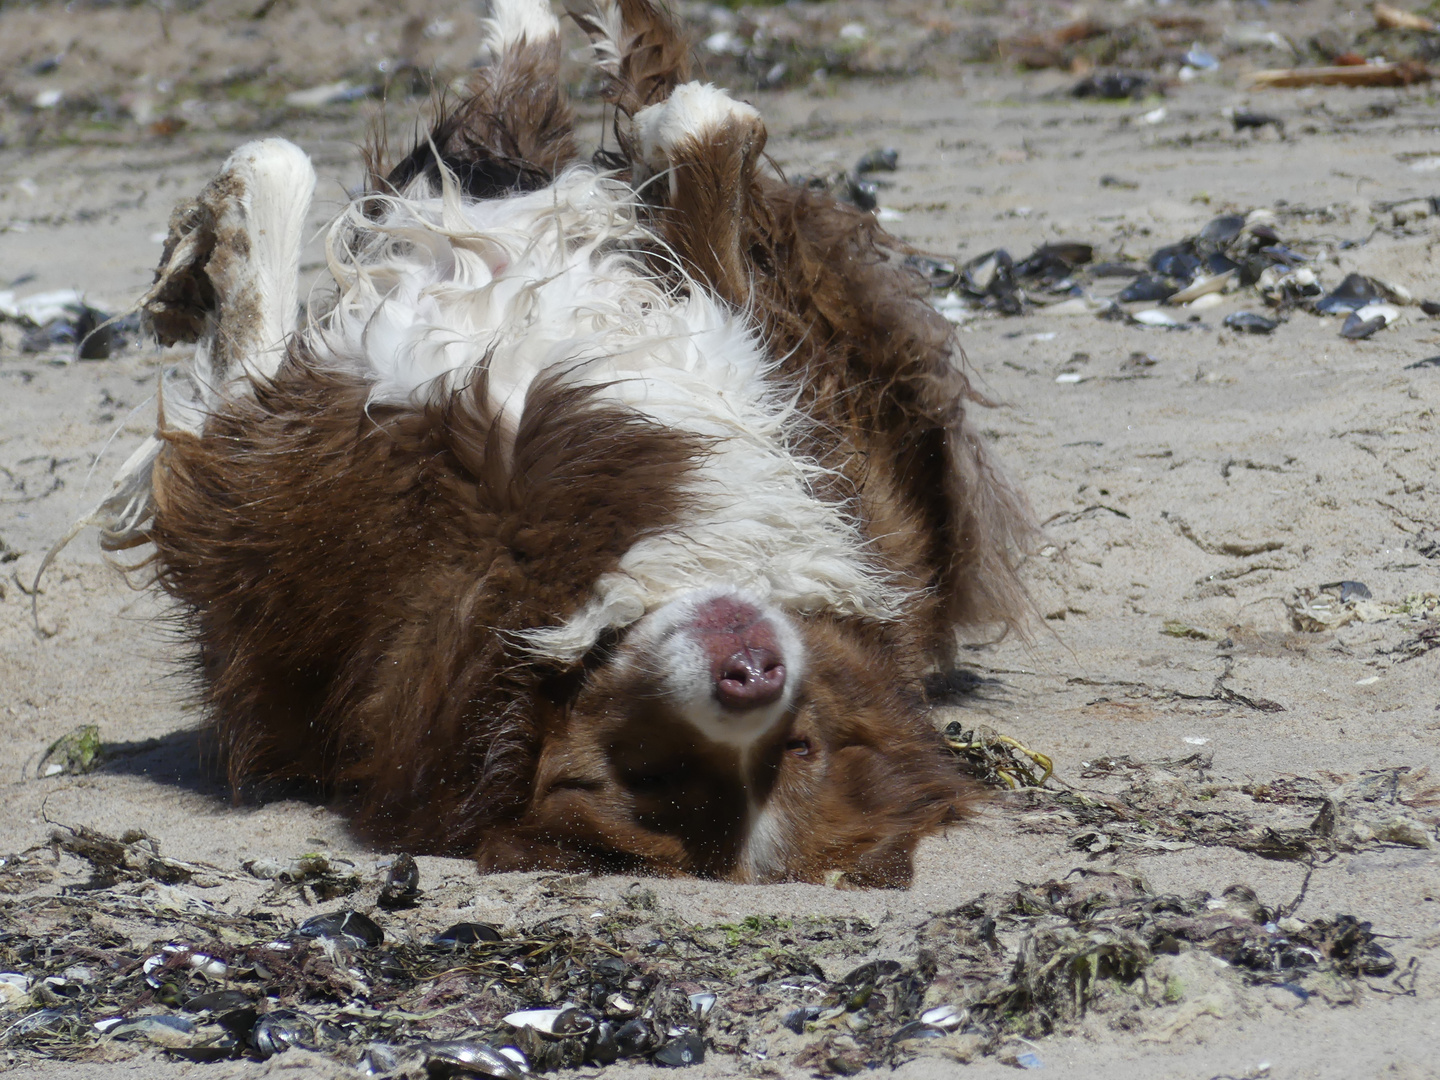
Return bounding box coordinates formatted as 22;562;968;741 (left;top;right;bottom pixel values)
295;909;384;949
1118;275;1177;304
653;1031;705;1067
414;1038;527;1079
377;853;421;909
782;1005;822;1034
1223;312;1279;335
1198;215;1246;245
1340;312;1386;339
1316;273;1383;314
614;1017;654;1055
904;254;959;290
433;922;502;947
1147;243;1200;283
587;1021;620;1066
846;177;878;212
503;1005;594;1037
251;1008;317;1059
591;956;628;984
840;959;903;988
890;1020;947;1043
854;147;899;174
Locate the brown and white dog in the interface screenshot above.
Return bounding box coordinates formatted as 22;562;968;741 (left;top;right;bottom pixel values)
92;0;1031;886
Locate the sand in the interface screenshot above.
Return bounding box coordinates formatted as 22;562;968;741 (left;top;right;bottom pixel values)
2;1;1438;1077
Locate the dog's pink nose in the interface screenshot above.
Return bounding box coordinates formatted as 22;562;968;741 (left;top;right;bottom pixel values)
692;597;788;711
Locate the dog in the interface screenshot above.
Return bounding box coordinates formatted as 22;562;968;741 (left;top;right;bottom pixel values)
85;0;1031;886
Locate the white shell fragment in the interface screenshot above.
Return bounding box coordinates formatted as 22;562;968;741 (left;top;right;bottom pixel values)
921;1004;965;1028
1187;292;1224;311
1169;270;1235;304
1133;309;1179;327
1353;303;1400;327
503;1008;567;1033
689;992;717;1018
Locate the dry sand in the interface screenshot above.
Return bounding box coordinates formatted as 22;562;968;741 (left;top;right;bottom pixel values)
2;1;1439;1077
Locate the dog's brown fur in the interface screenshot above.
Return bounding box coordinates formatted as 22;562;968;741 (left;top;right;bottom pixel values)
142;1;1031;886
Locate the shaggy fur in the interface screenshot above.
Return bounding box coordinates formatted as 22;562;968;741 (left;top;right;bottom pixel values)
131;0;1033;886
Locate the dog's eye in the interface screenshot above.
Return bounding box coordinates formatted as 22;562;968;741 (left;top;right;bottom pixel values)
785;737;811;757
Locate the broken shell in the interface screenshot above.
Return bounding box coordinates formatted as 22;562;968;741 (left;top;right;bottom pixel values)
605;992;638;1016
1186;292;1224;311
688;992;716;1019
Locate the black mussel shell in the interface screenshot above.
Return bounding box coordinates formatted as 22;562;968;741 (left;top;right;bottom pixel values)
1071;71;1151;100
1320;580;1371;601
1203;251;1240;275
433;922;501;947
1421;299;1440;316
904;254;959;289
1198;215;1246;245
1224;312;1278;334
846;176;878;211
251;1009;317;1059
1119;274;1177;304
1016;243;1093;287
1091;262;1144;278
377;853;421;909
783;1005;823;1034
1317;273;1383;314
295;909;383;948
961;249;1022;313
588;1021;620;1065
653;1032;705;1067
1340;312;1386;339
614;1017;654;1055
592;956;628;984
1232;109;1284;134
1148;243;1200;283
854;147;899;174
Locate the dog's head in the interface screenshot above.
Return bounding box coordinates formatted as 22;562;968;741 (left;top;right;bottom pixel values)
476;588;969;886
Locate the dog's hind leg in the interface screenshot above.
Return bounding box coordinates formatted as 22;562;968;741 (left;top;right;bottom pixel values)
379;0;577;200
630;82;769;310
